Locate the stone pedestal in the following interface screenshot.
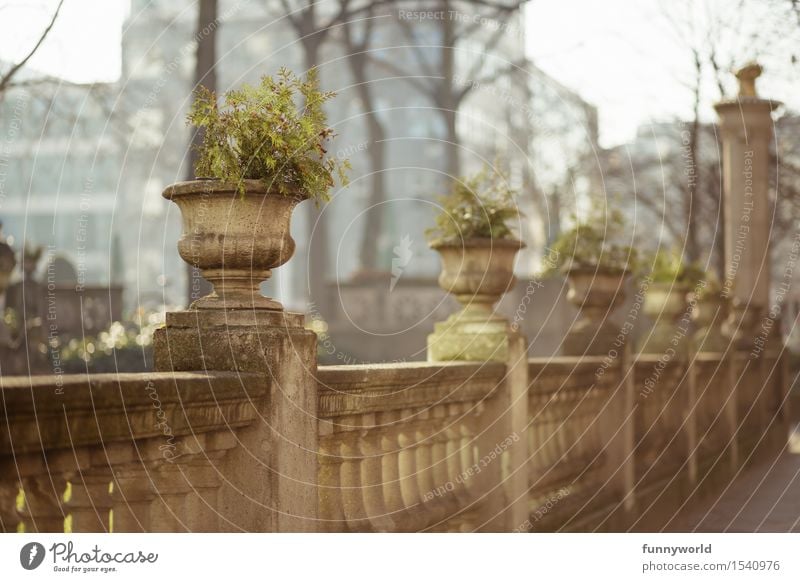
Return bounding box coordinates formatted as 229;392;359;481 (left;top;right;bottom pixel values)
427;310;511;362
715;64;779;349
637;283;690;356
692;294;728;353
153;309;319;532
426;238;523;363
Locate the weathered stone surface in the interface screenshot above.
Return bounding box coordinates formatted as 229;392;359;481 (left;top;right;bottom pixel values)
427;238;523;362
715;64;779;349
317;361;504;417
163;180;305;311
0;372;265;455
562;268;628;356
637;283;691;356
692;294;728;353
154;307;318;532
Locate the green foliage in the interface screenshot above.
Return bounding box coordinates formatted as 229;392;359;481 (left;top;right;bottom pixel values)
694;270;723;300
646;248;706;288
426;167;520;243
543;202;636;275
187;68;349;201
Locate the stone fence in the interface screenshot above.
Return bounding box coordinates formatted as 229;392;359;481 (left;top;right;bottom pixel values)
1;341;788;532
0;61;787;533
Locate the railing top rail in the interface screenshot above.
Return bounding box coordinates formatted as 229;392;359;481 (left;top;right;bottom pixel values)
316;361;505;417
1;371;266;455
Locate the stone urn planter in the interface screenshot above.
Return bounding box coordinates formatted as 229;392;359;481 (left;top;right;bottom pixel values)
692;290;728;352
562;267;629;356
427;238;524;362
637;282;690;355
0;226;15;298
163;179;305;310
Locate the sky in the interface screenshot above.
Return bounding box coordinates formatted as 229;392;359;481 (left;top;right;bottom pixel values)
526;0;799;145
0;0;125;83
0;0;795;147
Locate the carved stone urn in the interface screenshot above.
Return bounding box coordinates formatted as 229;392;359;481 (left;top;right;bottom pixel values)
163;179;305;310
692;290;728;352
562;267;629;356
427;238;524;362
637;282;690;355
0;224;16;299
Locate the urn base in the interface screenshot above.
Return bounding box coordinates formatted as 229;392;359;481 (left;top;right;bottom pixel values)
427;311;510;362
153;309;314;372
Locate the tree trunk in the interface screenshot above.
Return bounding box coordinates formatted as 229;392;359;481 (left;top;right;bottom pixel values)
185;0;217;306
440;0;460;178
684;54;704;264
347;50;387;273
303;47;330;313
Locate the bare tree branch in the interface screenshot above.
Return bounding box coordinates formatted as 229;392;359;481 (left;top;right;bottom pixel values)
0;0;65;94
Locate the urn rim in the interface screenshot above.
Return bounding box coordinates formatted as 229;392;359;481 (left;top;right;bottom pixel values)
428;236;525;251
162;178;307;201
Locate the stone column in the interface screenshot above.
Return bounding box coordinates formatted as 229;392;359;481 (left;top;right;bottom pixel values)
714;63;779;348
154;309;318;532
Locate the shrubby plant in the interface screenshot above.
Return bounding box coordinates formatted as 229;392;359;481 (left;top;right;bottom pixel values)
694;271;723;299
426;167;520;243
187;67;349;200
543;202;636;275
646;248;706;288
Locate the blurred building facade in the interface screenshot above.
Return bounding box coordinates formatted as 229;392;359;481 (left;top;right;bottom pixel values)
0;78;124;288
0;0;599;361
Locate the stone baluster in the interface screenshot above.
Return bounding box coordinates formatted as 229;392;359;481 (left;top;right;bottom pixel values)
337;418;372;532
415;409;451;529
111;463;155;533
147;433;225;532
108;438;166;532
413;410;436;505
528;396;547;473
148;464;193;532
65;468;114;533
444;404;471;506
19;473;67;533
396;410;423;519
318;420;346;532
46;447;111;533
458;403;479;499
358;415;395;532
554;396;570;469
0;477;20;532
429;406;452;502
378;411;411;531
541;400;559;470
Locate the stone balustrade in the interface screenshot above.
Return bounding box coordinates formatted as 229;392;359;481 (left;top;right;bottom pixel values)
316;362;508;532
526;356;626;531
0;341;788;532
0;372;267;532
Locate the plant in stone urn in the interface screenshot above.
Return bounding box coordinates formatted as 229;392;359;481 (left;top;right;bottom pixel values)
425;167;524;362
543;203;636;356
165;68;349;310
691;273;728;352
637;249;704;354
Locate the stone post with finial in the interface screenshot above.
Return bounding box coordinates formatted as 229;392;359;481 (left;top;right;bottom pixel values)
714;63;780;349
